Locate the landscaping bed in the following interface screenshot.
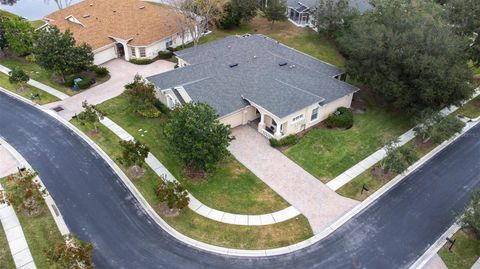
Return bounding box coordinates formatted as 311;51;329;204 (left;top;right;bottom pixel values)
71;119;313;249
439;228;480;269
1;174;63;269
337;139;436;201
95;94;289;215
0;72;59;104
0;222;15;269
285;91;412;183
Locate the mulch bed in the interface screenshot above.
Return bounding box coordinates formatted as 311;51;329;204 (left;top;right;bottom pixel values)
371;167;395;181
21;197;44;218
158;202;180;217
182;162;207;182
415;138;434;151
127;165;146;180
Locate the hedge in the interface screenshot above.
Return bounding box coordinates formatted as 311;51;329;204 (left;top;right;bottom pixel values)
325;107;353;129
270;134;297;148
130;58;154;65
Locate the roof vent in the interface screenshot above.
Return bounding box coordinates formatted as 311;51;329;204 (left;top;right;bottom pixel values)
139;5;145;9
229;63;239;68
83;14;90;18
279;62;287;66
289;65;296;69
253;55;257;59
90;3;93;6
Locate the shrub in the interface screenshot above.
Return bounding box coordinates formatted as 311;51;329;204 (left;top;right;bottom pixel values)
25;54;36;63
326;107;353;128
167;47;177;52
137;103;162;118
90;65;109;78
220;14;241;29
158;50;173;59
156;180;189;210
9;67;30;84
76;77;92;89
270;134;297;147
130;58;153;65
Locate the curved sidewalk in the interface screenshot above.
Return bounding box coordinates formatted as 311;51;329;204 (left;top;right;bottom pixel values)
100;117;301;226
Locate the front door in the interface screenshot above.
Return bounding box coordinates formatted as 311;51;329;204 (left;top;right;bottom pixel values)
116;43;125;58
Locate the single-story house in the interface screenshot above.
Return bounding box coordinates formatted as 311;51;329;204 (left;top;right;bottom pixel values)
43;0;200;65
147;34;358;140
285;0;372;28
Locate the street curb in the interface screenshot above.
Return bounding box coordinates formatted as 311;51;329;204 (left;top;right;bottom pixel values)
0;137;70;236
1;87;478;257
410;224;461;269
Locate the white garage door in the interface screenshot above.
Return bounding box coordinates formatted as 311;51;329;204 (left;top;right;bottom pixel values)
220;111;244;128
94;46;117;65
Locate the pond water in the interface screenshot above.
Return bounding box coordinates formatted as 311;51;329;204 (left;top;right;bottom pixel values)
0;0;82;20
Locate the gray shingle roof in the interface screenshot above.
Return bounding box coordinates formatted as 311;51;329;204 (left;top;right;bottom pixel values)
147;34;358;118
287;0;373;13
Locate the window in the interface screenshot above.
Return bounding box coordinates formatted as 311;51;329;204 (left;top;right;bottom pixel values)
139;47;146;57
292;114;304;123
165;37;173;48
166;95;175;108
130;47;136;57
311;107;319;121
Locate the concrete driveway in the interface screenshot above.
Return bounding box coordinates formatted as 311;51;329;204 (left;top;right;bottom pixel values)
45;59;175;119
0;144;19;178
229;126;358;234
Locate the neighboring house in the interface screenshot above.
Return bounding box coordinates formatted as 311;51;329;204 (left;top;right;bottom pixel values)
285;0;372;28
147;34;358;140
43;0;199;65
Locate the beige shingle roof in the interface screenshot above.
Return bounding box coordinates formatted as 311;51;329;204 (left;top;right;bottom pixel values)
44;0;184;50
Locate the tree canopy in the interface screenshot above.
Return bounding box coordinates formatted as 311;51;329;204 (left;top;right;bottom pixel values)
313;0;351;34
124;75;161;118
118;140;149;168
2;16;34;55
264;0;287;27
461;190;480;236
337;0;474;114
413;112;465;144
34;26;93;81
228;0;258;24
164;102;233;172
156;180;189;210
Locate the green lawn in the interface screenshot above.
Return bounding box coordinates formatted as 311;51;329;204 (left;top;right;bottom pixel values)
0;58;76;96
71;119;313;249
337;139;436;201
183;16;345;67
96;94;289;215
1;175;64;269
285;92;412;183
0;221;15;269
439;229;480;269
455;95;480;119
0;72;59;104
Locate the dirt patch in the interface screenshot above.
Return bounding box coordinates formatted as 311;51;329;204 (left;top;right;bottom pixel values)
415;138;434;151
351;94;367;114
182;162;207;182
127;165;146;179
158;202;180;217
371;167;395;181
21;197;44;217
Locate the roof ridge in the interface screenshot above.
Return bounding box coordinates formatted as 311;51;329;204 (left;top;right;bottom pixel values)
274;79;324;101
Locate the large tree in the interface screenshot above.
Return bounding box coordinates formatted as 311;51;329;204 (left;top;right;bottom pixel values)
444;0;480;67
34;26;93;82
264;0;287;28
461;190;480;236
338;0;474;114
313;0;351;34
164;102;233;172
228;0;258;24
2;17;34;55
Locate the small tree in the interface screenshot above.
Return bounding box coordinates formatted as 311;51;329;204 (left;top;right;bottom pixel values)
118;140;149;178
264;0;287;28
34;26;93;83
313;0;351;34
2;17;34;55
5;169;45;217
77;101;105;133
414;112;465;144
380;137;417;174
9;67;30;85
461;191;480;235
45;235;94;269
156;180;189;210
228;0;258;24
124;75;161;118
164;102;233;172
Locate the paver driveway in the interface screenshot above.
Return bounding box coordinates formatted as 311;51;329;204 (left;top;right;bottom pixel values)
45;59;175;119
229;126;358;234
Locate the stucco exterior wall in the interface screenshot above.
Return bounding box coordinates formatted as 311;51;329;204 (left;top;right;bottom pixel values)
219;106;258;128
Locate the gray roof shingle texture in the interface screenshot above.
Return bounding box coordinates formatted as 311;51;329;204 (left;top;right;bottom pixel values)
147;34;357;118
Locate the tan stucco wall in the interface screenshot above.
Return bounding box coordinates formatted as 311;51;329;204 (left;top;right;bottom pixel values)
219;106;258;128
279;93;354;136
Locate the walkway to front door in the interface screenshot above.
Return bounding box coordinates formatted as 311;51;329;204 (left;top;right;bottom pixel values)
229;126;358;234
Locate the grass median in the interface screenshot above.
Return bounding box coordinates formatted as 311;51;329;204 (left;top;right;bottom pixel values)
1;174;63;269
0;221;15;269
439;229;480;269
0;72;59;104
71;119;313;249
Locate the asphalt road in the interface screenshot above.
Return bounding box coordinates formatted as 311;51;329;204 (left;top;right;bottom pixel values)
0;91;479;269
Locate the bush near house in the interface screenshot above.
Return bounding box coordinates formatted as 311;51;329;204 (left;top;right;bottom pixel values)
270;134;297;147
158;50;174;59
326;107;353;128
90;65;109;78
76;77;92;89
130;58;154;65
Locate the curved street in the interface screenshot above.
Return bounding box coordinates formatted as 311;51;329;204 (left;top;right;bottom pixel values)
0;91;479;268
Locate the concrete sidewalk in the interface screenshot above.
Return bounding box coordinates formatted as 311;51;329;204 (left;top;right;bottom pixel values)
45;59;175;119
229;126;358;234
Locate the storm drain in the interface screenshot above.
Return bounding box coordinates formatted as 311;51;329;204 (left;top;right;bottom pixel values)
53;106;64;112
